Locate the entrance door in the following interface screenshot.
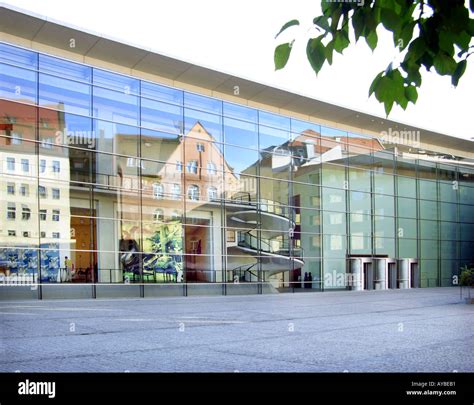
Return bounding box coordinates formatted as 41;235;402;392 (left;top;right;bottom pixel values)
388;263;397;289
363;262;374;290
410;262;419;288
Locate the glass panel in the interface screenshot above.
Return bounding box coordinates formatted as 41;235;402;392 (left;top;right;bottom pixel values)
350;191;371;215
259;124;289;151
440;221;458;241
373;172;394;195
141;81;183;105
184;92;222;114
0;43;37;69
439;181;457;203
141;97;183;134
398;218;417;239
93;119;139;156
258;110;290;131
349;167;371;192
223;144;259;176
375;216;395;238
460;204;472;223
397;197;417;218
324;211;346;235
39;110;93;151
223;102;257;123
93;69;139;94
374;194;394;216
419;200;438;220
419;179;437;200
398;239;417;258
323;235;346;258
185;108;222;143
440;202;457;222
141;128;181;163
39;73;90;115
39;54;91;82
0;64;37;104
420;219;438;239
224;117;258;149
290;118;320;136
93;86;138;126
397;176;416;198
322;187;346;212
0;100;36;153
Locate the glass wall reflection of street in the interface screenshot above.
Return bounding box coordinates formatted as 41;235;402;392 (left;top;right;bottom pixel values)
1;42;473;296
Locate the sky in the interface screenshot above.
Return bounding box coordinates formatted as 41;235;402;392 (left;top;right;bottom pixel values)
2;0;474;141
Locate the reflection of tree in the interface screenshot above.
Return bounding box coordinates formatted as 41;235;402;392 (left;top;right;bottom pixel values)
145;222;183;281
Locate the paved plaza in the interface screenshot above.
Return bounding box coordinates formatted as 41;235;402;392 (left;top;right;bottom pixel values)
0;287;473;372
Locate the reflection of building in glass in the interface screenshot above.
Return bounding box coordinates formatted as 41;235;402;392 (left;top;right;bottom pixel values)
0;6;473;298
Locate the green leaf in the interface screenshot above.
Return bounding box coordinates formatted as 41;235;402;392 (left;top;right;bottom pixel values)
439;31;454;56
325;40;334;65
433;52;457;76
405;85;418;104
352;9;366;41
366;31;378;51
333;30;350;53
397;21;416;51
384;100;395;116
404;37;426;64
274;42;293;70
275;20;300;39
452;60;467;87
380;7;401;32
306;37;326;75
313;16;330;31
398;95;409;110
369;71;384;97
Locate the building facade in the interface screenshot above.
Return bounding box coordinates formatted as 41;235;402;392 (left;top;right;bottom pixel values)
0;7;473;299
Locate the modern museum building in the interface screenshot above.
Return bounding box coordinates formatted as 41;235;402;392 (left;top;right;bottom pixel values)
0;5;473;299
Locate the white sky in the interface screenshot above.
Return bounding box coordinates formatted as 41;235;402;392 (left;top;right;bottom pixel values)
3;0;474;141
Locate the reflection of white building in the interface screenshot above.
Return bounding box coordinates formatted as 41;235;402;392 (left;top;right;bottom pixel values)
0;149;71;278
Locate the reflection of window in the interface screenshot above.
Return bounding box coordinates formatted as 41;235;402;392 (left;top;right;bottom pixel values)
152;183;164;199
330;235;342;250
171;210;181;220
7;157;15;171
20;184;29;196
351;233;364;250
196;143;205;152
9;132;22;145
52;188;60;200
39;159;46;173
187;160;198;174
187;185;200;200
176;161;183;172
21;159;29;172
8;230;16;237
38;186;47;199
52;209;60;221
7;183;15;195
52;232;60;239
207;186;218;200
7;203;16;220
40;231;46;238
329;213;343;225
23;231;30;238
207;161;217;175
40;209;47;221
153;208;164;222
226;231;236;243
22;206;31;220
52;160;60;173
171;183;181;200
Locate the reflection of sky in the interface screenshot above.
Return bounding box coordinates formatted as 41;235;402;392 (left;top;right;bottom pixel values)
224;145;259;174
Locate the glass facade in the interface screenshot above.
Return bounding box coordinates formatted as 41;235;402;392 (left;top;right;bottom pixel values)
1;42;473;297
